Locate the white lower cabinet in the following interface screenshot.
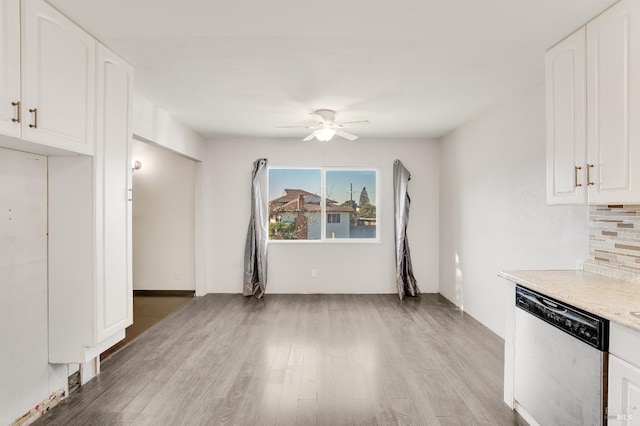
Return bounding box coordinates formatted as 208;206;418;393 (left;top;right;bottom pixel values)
609;355;640;425
608;323;640;425
48;44;133;365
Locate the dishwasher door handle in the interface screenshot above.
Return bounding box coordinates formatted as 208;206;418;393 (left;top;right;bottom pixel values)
536;296;568;314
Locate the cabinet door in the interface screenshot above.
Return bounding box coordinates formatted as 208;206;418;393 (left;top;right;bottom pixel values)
21;0;95;155
586;0;640;204
94;43;133;343
0;0;20;138
546;28;587;205
608;355;640;425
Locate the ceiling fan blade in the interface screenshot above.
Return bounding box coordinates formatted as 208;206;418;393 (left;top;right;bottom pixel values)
335;130;358;141
339;120;371;125
309;112;326;124
302;133;316;141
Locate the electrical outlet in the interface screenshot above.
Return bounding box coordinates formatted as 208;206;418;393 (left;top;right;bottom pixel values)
175;271;183;280
311;269;317;278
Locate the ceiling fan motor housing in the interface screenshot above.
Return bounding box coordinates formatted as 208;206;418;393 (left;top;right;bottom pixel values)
314;109;336;124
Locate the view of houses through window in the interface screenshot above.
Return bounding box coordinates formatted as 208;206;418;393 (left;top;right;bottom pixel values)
268;168;378;241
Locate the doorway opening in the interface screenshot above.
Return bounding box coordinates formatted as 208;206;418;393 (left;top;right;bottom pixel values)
102;140;196;360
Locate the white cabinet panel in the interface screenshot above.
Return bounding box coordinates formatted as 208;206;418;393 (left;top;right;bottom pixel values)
610;322;640;365
95;43;133;342
0;0;20;138
609;355;640;425
48;156;94;362
21;0;95;155
546;28;587;204
546;0;640;205
586;0;640;204
609;323;640;425
0;148;50;426
48;45;133;363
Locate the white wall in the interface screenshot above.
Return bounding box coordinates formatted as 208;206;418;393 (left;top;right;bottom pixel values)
132;93;206;161
439;83;590;338
132;140;196;291
0;149;67;425
206;138;439;294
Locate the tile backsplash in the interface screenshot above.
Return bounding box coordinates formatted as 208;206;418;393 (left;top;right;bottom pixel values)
589;205;640;271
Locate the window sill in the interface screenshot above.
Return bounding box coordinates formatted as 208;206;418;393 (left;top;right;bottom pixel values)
268;239;382;245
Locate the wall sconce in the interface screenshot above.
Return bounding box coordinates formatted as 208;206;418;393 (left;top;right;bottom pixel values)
132;160;142;172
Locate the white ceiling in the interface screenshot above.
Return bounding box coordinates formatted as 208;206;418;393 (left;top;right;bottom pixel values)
50;0;616;140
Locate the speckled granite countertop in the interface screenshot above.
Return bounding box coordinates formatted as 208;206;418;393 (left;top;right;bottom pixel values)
499;269;640;332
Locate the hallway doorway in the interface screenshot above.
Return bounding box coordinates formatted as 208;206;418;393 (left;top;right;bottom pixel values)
102;140;196;360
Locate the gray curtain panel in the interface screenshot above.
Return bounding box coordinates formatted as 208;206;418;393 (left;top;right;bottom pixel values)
243;158;268;298
393;159;420;300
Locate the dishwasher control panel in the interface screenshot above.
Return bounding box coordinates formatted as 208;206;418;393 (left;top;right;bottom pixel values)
515;285;609;351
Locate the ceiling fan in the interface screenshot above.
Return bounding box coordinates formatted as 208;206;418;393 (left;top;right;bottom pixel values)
279;109;370;141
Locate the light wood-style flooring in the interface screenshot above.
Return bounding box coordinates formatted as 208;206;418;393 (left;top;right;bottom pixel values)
35;294;526;425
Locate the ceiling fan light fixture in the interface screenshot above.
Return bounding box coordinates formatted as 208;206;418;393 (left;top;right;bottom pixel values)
314;127;336;141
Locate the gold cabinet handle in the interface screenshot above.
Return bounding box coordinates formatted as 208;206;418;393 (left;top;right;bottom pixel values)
29;108;37;128
574;166;582;187
587;164;594;186
11;101;20;123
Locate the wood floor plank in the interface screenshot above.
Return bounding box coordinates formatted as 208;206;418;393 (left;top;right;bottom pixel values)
294;398;317;425
34;294;526;425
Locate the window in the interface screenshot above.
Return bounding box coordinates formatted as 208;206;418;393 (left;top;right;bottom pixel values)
268;167;378;242
327;213;340;223
268;169;321;240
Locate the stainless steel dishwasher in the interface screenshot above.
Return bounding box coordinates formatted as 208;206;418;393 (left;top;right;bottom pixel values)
514;285;609;426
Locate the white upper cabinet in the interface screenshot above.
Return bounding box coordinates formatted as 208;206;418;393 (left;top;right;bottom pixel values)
546;28;587;205
587;0;640;204
0;0;21;138
21;0;95;155
94;43;133;343
546;0;640;204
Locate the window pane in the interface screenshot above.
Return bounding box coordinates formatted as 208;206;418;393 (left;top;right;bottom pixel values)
325;170;377;239
268;169;322;240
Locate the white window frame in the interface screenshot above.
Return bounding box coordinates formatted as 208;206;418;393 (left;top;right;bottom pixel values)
268;166;381;244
